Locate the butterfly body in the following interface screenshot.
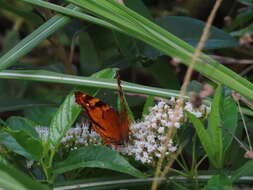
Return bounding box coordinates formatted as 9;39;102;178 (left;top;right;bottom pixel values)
75;91;129;145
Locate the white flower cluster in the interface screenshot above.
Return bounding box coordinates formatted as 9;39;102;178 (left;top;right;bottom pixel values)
121;98;210;165
61;123;102;149
35;123;102;150
27;123;101;168
184;102;210;118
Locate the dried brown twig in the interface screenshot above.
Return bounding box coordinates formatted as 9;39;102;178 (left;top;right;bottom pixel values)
210;55;253;65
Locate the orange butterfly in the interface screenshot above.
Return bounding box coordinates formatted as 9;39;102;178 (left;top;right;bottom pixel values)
75;75;130;145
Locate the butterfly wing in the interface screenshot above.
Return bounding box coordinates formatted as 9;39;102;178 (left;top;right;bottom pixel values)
75;92;122;144
116;73;130;144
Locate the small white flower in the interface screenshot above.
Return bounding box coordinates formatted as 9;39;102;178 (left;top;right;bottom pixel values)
158;127;164;134
169;146;177;152
174;122;180;128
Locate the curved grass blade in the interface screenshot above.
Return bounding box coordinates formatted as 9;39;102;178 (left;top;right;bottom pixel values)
0;4;77;70
0;69;186;100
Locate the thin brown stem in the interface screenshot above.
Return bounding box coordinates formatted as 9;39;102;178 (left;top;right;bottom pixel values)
210;55;253;65
151;0;224;189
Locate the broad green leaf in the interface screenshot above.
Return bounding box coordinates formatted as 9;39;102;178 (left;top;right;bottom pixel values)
79;31;102;76
207;85;223;167
53;146;145;178
0;131;35;160
24;106;57;126
204;175;233;190
0;80;27;99
0;163;49;190
112;32;142;63
142;96;154;120
186;111;218;168
6;117;43;161
48;92;80;148
231;160;253;182
143;16;238;58
49;68;117;148
6;117;39;139
144;57;180;89
221;97;238;150
125;0;153;20
158;16;238;49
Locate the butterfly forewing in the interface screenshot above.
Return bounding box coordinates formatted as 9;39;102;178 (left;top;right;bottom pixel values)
75;91;129;145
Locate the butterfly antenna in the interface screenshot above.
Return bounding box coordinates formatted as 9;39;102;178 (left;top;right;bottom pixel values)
116;72;125;109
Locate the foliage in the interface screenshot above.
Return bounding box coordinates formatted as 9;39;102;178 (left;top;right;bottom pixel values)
1;0;253;189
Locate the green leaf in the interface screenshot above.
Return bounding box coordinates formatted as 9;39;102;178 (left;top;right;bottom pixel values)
124;0;153;20
231;160;253;182
155;16;238;51
49;68;117;148
48;92;80;148
186;111;218;168
53;146;145;178
112;32;142;63
6;117;39;139
0;163;49;190
24;106;57;126
143;14;240;57
204;175;233;190
143;57;180;89
221;97;238;150
79;31;102;76
207;85;223;166
0;131;34;160
6;117;43;161
0;80;27;99
142;96;154;120
0;4;76;70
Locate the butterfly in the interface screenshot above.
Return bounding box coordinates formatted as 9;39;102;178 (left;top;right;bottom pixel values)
75;74;130;145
